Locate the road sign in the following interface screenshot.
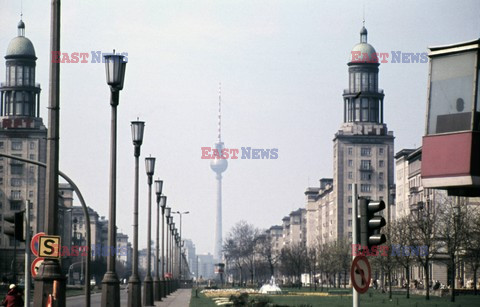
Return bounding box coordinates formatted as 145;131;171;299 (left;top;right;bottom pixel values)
351;255;371;294
38;235;61;258
30;232;45;257
31;257;45;277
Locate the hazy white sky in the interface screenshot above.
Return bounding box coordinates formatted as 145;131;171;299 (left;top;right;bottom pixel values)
1;0;479;254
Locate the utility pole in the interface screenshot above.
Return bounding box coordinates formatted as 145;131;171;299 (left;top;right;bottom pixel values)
352;184;359;307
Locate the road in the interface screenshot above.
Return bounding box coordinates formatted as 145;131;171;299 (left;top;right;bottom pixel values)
66;287;128;307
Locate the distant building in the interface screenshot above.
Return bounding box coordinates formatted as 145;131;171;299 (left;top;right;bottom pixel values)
183;239;196;278
197;253;215;280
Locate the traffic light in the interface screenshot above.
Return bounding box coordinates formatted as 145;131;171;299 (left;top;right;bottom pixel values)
359;198;386;249
3;211;25;242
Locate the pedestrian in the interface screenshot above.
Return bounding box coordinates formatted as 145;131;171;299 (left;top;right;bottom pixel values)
1;284;24;307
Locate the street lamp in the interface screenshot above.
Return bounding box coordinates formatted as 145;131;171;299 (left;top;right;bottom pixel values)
165;209;171;295
160;196;167;298
127;120;145;307
101;51;127;307
173;211;189;280
143;156;156;306
153;179;164;301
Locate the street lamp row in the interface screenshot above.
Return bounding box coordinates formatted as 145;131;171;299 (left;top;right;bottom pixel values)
98;52;186;307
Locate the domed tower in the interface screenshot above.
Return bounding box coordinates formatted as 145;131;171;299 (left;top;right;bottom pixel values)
332;25;394;242
0;20;47;250
343;25;384;124
210;85;227;262
1;20;42;122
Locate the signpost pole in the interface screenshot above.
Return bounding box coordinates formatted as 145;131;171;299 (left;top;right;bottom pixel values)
352;184;359;307
25;200;31;307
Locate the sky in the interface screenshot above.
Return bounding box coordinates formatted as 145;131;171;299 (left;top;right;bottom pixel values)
1;0;479;254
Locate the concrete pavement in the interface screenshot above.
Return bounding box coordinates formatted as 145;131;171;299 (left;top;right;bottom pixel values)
154;289;192;307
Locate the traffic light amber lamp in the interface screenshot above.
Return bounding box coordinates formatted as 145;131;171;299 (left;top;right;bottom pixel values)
422;39;480;196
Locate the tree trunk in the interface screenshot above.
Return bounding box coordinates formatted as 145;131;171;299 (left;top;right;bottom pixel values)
474;266;478;295
406;265;410;299
388;268;392;299
344;269;347;288
425;258;430;300
451;258;455;302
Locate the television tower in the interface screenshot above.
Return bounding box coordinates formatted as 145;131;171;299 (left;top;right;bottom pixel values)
210;84;227;262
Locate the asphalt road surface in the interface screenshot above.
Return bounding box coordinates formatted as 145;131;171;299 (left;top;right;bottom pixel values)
66;287;128;307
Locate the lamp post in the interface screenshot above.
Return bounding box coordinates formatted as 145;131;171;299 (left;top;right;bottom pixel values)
143;156;156;306
173;211;189;280
32;0;65;306
101;51;127;307
165;209;171;295
128;120;145;307
153;179;163;301
160;196;167;298
169;220;175;293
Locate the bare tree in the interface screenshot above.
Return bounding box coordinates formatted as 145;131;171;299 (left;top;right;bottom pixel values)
436;196;469;302
464;204;480;295
256;233;280;279
390;217;416;298
409;196;441;300
279;243;307;287
223;221;260;285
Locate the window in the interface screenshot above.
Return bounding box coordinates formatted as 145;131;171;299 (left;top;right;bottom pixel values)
379;160;385;167
361;98;369;121
29;191;34;198
361;147;371;156
355;73;361;92
360;160;371;170
0;202;2;209
348;172;353;179
348;220;352;227
348;196;352;203
0;165;3;172
25;66;30;85
379;172;384;180
348;147;353;155
11;165;23;175
30;142;35;150
11;141;22;151
29;166;35;174
10;201;21;210
11;178;22;187
348;208;352;214
10;190;21;200
379;147;384;155
9;66;15;86
17;66;23;86
0;178;3;185
379;184;384;191
361;73;368;91
29;154;35;160
348;160;353;167
348;185;352;191
360;184;371;192
361;172;371;180
0;142;4;149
